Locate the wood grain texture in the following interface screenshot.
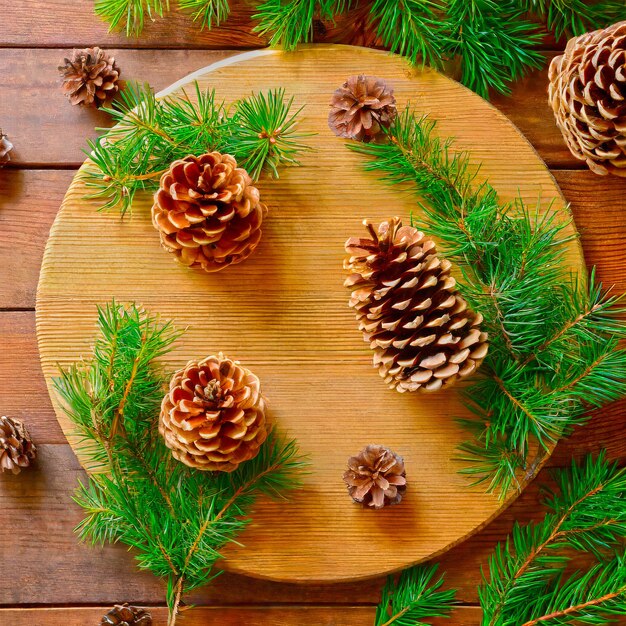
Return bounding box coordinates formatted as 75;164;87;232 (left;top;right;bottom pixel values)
0;48;581;168
1;170;625;311
35;45;585;583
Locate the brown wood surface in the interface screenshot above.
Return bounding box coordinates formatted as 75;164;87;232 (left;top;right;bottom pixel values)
36;45;587;584
1;8;625;622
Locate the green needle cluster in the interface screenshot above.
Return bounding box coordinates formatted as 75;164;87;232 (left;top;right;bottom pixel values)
54;302;306;626
93;0;624;98
82;82;311;216
377;454;626;626
349;108;626;497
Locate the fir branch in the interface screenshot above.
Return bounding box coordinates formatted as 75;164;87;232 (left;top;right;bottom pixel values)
225;88;313;180
83;81;311;215
368;0;447;68
442;0;545;98
94;0;167;36
349;109;626;496
252;0;351;49
54;301;306;625
480;453;626;626
375;564;456;626
178;0;230;29
516;0;625;39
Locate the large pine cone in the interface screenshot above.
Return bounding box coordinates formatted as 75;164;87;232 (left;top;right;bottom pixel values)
58;47;120;108
100;604;152;626
343;445;407;509
0;130;13;165
344;218;488;393
152;152;267;273
549;21;626;176
159;354;268;472
0;415;36;474
329;75;397;142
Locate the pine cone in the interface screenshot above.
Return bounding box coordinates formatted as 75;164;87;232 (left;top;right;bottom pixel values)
100;604;152;626
344;218;488;393
0;416;36;475
58;47;120;108
159;354;268;472
329;75;397;142
152;152;267;273
549;21;626;177
343;445;406;509
0;130;13;165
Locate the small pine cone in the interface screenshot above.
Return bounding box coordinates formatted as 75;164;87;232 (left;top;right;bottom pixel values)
159;354;268;472
0;130;13;165
549;21;626;176
344;445;406;509
100;604;152;626
344;218;488;393
329;75;397;142
58;47;120;108
0;415;36;475
152;152;267;273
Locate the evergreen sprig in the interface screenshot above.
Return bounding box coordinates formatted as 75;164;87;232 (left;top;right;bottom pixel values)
375;564;456;625
91;0;624;98
82;82;311;216
54;301;306;626
376;454;626;626
348;108;626;497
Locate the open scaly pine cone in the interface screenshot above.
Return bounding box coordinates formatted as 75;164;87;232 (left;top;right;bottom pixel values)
344;218;488;393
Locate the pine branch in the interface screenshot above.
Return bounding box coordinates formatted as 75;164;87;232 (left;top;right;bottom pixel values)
375;564;456;626
368;0;447;68
178;0;230;29
480;453;626;626
94;0;167;36
516;0;625;39
349;109;626;496
253;0;351;49
54;301;306;625
82;81;311;215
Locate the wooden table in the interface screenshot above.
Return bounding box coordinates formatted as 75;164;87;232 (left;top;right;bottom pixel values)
1;4;625;624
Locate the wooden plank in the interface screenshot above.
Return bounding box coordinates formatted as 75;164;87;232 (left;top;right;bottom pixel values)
0;606;485;625
0;0;266;48
0;170;73;309
0;48;579;168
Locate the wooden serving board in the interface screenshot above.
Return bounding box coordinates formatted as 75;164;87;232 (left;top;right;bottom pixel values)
36;45;584;583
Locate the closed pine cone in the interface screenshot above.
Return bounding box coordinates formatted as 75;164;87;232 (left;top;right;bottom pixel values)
100;604;152;626
549;21;626;176
0;415;36;474
152;152;267;272
343;445;407;509
159;354;268;472
344;217;488;393
328;75;397;142
58;47;120;108
0;130;13;165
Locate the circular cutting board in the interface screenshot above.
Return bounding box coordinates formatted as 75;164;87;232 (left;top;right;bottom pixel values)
36;44;584;583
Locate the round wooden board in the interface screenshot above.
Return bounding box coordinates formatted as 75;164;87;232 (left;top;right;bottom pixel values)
36;45;584;583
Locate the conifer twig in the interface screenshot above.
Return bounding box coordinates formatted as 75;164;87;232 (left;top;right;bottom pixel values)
349;109;626;496
54;301;307;625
